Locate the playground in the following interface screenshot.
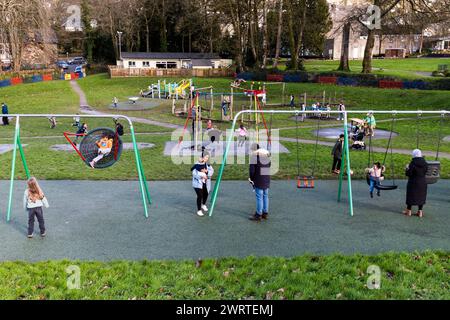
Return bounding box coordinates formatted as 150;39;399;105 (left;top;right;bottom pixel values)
0;73;449;300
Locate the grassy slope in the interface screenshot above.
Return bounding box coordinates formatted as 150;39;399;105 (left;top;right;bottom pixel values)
0;252;448;299
1;76;449;180
303;58;450;79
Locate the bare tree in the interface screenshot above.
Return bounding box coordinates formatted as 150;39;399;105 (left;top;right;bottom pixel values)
272;0;284;69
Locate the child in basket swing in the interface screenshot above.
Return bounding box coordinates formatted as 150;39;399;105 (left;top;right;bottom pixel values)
89;134;114;168
24;177;49;238
366;162;385;198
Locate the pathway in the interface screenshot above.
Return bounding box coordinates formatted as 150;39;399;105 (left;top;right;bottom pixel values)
70;80;181;129
279;137;450;159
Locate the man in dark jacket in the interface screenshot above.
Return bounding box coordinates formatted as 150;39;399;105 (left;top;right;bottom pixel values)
2;102;9;125
404;149;428;218
249;146;271;222
331;134;344;174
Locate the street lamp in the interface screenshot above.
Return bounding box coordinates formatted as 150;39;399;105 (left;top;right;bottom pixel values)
117;31;123;61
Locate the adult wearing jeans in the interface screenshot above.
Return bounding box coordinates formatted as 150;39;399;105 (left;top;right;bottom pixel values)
249;147;271;222
337;103;345;121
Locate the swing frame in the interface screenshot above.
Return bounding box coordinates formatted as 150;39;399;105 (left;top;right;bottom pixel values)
208;110;449;218
4;114;152;222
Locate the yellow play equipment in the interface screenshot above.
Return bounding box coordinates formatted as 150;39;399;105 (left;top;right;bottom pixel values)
175;79;192;98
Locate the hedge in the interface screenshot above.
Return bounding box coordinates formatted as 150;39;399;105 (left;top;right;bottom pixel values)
235;71;450;91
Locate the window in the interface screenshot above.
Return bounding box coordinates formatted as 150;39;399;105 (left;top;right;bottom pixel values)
156;61;178;69
156;62;166;69
444;41;450;50
142;61;150;67
167;62;177;69
128;61;136;67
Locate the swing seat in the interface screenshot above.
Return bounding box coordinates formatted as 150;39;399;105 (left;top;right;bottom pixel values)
79;127;123;169
425;161;440;185
297;176;315;189
366;174;398;191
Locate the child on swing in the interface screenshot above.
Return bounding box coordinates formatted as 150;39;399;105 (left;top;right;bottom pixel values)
366;162;385;198
89;134;113;168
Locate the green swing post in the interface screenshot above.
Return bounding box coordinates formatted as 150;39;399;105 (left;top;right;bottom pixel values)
337;112;354;216
17;127;31;179
208;113;239;217
130;125;150;218
136;146;152;204
7;117;20;222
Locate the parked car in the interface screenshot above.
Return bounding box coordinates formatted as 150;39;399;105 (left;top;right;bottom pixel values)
68;57;87;65
57;61;69;69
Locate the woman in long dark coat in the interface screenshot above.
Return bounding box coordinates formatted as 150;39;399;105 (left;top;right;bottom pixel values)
403;149;428;218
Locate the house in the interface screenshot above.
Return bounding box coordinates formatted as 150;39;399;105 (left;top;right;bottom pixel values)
0;43;11;64
117;52;232;70
433;37;450;51
325;0;422;59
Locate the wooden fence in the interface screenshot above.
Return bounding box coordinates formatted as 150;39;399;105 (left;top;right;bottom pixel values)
108;66;234;78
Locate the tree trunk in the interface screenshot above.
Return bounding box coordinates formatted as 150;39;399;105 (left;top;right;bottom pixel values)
248;0;259;66
145;15;150;52
160;0;168;52
261;0;269;68
273;0;284;69
337;22;351;72
362;29;376;73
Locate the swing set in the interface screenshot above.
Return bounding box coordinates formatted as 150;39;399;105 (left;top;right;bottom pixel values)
4;114;152;222
208;110;449;218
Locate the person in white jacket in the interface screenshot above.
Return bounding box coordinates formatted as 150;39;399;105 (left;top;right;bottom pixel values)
191;155;214;217
23;177;49;238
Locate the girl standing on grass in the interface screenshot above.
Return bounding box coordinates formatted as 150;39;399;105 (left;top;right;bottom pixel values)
24;177;49;238
237;124;248;147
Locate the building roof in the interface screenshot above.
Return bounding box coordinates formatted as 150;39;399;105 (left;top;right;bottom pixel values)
121;52;221;60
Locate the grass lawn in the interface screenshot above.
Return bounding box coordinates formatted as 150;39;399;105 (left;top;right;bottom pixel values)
0;252;447;299
302;57;450;79
1;76;449;180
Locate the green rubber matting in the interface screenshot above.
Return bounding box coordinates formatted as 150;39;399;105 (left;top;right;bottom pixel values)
0;180;448;261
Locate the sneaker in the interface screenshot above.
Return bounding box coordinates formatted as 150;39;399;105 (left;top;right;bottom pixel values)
27;234;33;239
197;210;204;217
40;232;46;237
377;191;381;197
262;213;268;220
370;192;373;198
201;205;208;212
403;209;412;217
89;161;95;168
416;210;424;218
249;213;262;222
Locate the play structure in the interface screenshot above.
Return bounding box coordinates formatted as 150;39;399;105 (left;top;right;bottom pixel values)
141;79;193;100
208;109;449;217
5;114;152;221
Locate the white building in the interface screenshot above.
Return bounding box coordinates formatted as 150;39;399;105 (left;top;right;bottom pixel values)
117;52;232;70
